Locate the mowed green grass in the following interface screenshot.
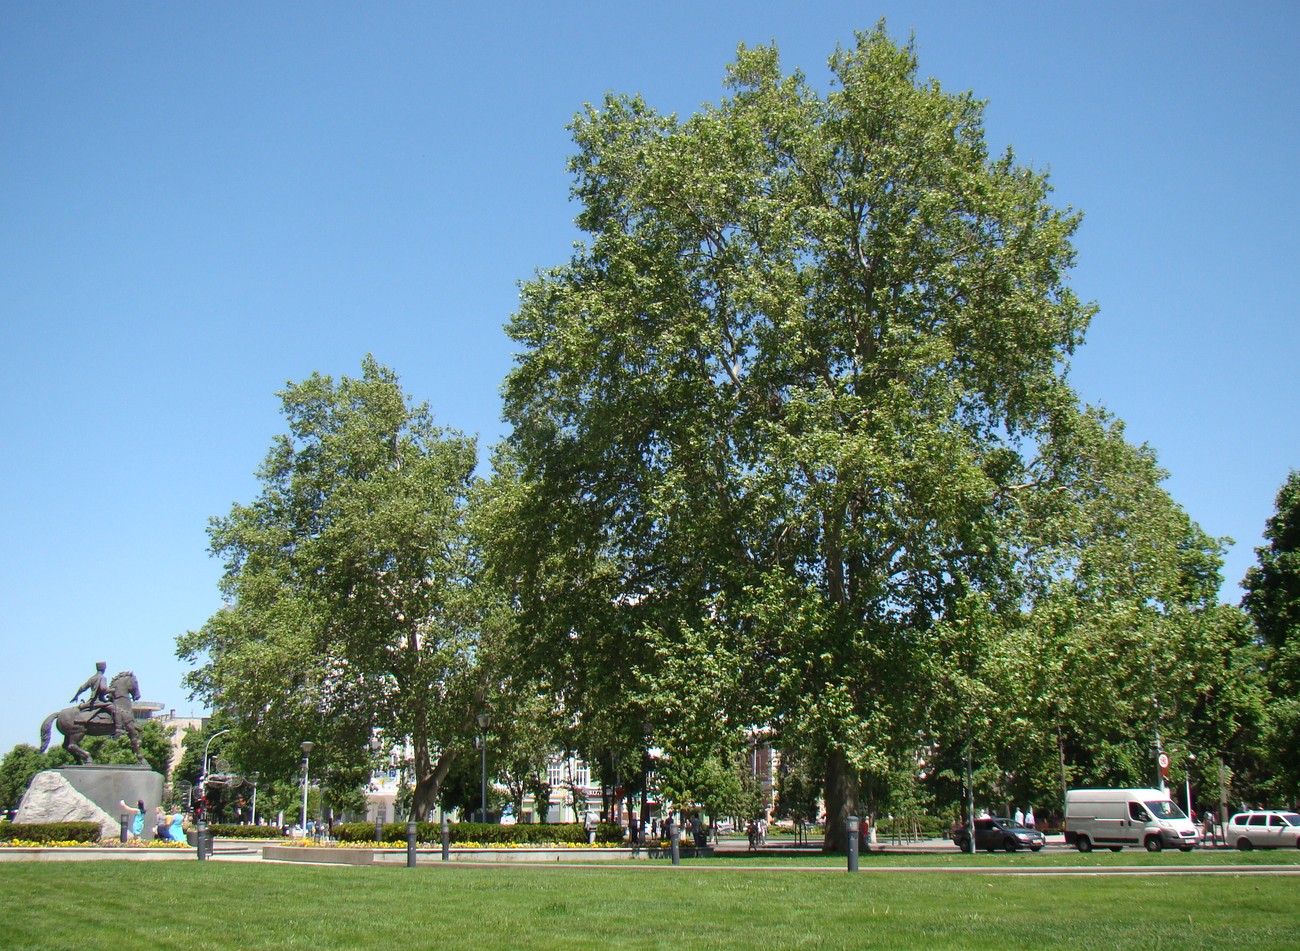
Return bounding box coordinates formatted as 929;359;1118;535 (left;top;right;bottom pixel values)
668;844;1300;868
1;862;1296;950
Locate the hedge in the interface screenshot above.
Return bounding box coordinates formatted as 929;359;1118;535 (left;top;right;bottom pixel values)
333;821;625;846
205;824;284;839
0;821;101;844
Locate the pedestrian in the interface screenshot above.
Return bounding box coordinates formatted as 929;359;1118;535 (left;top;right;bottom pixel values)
1201;809;1216;847
1014;806;1024;827
1024;806;1035;829
155;806;171;840
119;799;145;841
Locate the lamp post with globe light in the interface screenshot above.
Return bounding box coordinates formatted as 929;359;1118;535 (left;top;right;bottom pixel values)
300;741;315;832
476;713;491;823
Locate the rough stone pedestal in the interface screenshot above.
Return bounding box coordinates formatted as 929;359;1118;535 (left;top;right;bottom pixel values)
16;766;165;841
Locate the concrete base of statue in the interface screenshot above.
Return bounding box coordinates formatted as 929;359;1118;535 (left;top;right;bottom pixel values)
16;766;165;841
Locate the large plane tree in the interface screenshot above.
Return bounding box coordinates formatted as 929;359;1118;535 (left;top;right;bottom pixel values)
499;26;1121;848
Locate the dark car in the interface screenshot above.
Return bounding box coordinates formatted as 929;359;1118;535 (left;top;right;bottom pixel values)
952;816;1046;852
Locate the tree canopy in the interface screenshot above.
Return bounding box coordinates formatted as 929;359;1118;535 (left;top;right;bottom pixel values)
498;25;1236;845
178;357;489;817
1243;470;1300;798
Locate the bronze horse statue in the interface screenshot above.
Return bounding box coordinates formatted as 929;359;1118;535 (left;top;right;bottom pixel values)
39;671;148;765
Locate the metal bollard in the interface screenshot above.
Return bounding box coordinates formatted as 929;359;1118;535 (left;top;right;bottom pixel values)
669;819;680;866
441;815;450;861
196;819;208;861
120;814;130;844
407;820;418;868
375;816;385;844
846;816;860;872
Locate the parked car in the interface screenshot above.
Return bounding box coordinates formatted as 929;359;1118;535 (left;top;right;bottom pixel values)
1225;811;1300;850
952;816;1045;852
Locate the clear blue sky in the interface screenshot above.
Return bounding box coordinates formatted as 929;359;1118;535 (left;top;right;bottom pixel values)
2;1;1296;758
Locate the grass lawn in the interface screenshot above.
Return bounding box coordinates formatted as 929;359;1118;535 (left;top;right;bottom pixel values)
1;862;1296;949
677;847;1300;868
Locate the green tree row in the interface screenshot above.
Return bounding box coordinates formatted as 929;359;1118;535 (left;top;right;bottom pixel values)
151;25;1299;848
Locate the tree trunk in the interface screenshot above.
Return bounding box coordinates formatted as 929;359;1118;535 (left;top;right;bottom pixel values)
822;746;859;852
411;748;458;820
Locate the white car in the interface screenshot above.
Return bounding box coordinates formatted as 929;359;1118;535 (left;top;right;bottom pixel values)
1225;810;1300;850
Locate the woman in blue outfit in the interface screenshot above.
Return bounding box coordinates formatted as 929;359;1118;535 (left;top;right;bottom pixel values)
118;799;146;841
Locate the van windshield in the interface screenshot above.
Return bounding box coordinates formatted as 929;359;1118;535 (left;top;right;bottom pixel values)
1144;800;1185;820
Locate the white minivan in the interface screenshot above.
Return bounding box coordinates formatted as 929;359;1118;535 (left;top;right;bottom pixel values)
1064;788;1199;852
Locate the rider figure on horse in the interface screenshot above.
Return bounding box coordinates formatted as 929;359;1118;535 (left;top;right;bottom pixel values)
71;661;124;736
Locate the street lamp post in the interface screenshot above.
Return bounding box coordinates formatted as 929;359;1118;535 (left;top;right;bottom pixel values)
476;713;491;824
300;741;315;832
1185;753;1197;819
250;772;259;826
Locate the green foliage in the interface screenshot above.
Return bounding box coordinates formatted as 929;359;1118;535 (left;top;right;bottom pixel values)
657;746;763;821
0;744;71;812
78;719;175;777
332;821;622;845
872;815;951;839
0;821;100;844
1244;471;1300;651
773;747;821;825
499;21;1209;850
177;357;491;817
1243;470;1300;799
205;824;283;839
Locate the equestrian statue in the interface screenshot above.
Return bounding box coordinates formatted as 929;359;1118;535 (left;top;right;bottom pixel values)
40;663;148;765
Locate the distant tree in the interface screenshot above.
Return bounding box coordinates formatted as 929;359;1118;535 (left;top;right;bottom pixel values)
773;746;821;830
0;745;70;814
493;690;559;823
1243;470;1300;798
80;719;175;777
178;357;490;818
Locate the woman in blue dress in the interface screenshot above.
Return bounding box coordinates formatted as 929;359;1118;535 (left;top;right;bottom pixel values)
118;799;146;841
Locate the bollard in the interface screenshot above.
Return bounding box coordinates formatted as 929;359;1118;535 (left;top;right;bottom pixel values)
120;814;130;844
407;820;418;867
441;815;450;861
374;815;385;845
669;818;681;866
846;816;860;872
196;819;207;861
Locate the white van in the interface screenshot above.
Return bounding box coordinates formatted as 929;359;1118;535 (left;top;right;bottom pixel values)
1063;788;1198;852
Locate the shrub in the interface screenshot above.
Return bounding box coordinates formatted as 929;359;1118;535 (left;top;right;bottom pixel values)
0;822;101;845
333;821;624;846
205;824;283;839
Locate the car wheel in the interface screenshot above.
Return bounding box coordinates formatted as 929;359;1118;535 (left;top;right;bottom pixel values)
1145;836;1163;852
1076;836;1092;853
1030;846;1043;852
1003;838;1019;852
1237;838;1253;851
954;836;968;852
1108;846;1123;852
